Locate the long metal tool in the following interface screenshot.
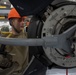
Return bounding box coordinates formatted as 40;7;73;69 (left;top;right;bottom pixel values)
0;25;76;53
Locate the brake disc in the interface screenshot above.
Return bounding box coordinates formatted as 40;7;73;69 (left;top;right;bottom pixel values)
41;5;76;67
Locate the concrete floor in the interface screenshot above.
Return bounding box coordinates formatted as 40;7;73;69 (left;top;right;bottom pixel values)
46;68;76;75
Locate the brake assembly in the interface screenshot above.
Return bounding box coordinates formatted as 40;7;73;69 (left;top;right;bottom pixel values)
41;5;76;67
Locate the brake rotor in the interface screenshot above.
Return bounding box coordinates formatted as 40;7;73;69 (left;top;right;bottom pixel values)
41;5;76;67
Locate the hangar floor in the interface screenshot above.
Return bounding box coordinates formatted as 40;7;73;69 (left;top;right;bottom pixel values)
46;68;76;75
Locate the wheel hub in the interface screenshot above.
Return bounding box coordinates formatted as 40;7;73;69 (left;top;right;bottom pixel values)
41;5;76;67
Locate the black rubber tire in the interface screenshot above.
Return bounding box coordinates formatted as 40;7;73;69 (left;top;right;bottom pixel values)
27;16;44;61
